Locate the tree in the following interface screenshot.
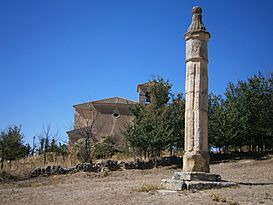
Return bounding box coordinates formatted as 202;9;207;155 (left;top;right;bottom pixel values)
93;136;116;159
57;142;68;162
125;72;273;158
38;124;60;165
0;125;29;169
165;93;185;155
237;72;273;151
122;104;150;158
208;71;273;153
123;78;181;159
73;112;98;163
208;93;228;152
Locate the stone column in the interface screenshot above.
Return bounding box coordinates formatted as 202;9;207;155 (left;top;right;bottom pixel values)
161;6;237;190
183;6;210;173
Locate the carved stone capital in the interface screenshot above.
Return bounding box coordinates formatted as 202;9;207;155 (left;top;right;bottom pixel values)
186;38;208;61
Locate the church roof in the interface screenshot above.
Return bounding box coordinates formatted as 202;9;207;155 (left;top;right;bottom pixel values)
73;97;136;110
92;97;136;105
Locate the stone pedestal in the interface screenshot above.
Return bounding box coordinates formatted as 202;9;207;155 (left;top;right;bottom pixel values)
161;172;236;191
161;179;237;191
161;6;236;191
183;151;209;173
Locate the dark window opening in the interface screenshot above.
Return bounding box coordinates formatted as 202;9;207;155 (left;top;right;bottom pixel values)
145;92;151;104
113;113;120;118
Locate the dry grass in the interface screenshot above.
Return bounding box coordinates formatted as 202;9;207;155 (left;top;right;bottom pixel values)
210;193;240;205
0;174;66;189
137;183;162;192
0;154;77;179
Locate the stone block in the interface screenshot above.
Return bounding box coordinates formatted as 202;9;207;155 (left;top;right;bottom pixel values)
161;179;186;191
183;151;209;172
161;177;236;191
184;181;237;190
172;172;221;182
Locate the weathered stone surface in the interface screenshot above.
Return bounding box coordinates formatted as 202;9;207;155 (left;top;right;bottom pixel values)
187;6;207;32
183;151;209;172
161;177;236;191
161;6;237;191
185;181;237;190
172;172;221;182
183;5;210;174
161;179;186;191
186;38;208;61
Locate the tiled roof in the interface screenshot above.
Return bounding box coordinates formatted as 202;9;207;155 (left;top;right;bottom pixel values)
92;97;136;105
73;97;136;109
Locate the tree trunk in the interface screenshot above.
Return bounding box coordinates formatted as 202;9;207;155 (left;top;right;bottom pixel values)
169;146;173;156
262;136;266;152
43;152;46;165
1;158;3;169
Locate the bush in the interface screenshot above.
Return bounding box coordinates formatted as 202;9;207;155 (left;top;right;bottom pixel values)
93;142;115;159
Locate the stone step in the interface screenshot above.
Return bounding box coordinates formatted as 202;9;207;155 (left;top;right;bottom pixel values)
172;172;221;182
161;179;237;191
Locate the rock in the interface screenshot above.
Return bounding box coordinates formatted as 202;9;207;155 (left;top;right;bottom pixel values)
0;171;18;182
105;160;121;171
51;165;60;175
45;166;51;175
31;168;42;177
76;163;102;172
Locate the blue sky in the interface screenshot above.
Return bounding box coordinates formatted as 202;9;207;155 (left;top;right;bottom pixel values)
0;0;272;145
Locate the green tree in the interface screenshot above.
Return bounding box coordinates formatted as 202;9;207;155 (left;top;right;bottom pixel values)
0;125;29;169
165;93;185;155
93;136;115;159
123;104;150;158
209;71;273;153
123;78;180;158
235;72;273;151
57;142;68;162
208;93;228;151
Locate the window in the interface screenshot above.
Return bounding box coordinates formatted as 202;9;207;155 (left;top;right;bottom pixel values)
112;108;120;119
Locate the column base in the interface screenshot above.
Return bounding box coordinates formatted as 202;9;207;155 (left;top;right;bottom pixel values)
183;151;209;172
161;172;236;191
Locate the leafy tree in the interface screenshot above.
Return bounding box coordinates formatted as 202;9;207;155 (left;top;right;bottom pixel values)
165;93;185;155
123;78;182;158
0;125;29;169
123;104;150;158
75;136;94;163
208;71;273;152
208;93;228;151
93;139;115;159
124;72;273;157
236;72;273;151
49;138;59;153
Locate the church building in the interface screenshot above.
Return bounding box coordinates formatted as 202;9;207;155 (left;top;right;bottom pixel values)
67;82;152;147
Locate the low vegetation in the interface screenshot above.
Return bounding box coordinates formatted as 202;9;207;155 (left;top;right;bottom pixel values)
210;193;240;205
137;183;162;192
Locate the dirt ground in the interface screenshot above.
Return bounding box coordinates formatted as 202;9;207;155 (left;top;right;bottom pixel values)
0;157;273;205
